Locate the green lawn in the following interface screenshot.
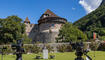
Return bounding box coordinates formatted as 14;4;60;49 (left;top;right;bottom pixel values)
1;51;105;60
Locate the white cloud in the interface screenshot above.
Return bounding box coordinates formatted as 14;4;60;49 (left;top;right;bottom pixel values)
79;0;102;14
72;7;76;10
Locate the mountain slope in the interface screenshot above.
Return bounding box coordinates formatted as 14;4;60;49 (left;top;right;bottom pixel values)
100;0;105;6
74;1;105;31
73;0;105;39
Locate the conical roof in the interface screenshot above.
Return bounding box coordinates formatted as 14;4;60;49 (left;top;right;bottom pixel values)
40;9;59;19
44;9;58;17
24;17;30;23
38;9;67;24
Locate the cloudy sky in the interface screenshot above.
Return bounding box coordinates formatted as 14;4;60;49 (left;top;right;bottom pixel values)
79;0;102;13
0;0;102;23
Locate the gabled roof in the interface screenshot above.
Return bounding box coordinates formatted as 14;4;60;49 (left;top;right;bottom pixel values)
24;17;30;23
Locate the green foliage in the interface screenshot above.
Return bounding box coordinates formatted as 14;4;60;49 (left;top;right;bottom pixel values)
23;34;32;44
89;42;99;51
31;45;42;54
46;45;54;52
0;16;29;44
0;45;14;55
83;43;89;50
23;45;33;53
85;28;105;39
97;43;105;51
1;51;105;60
99;36;105;41
24;45;42;54
57;44;67;52
66;45;73;52
74;4;105;40
85;31;93;40
0;45;42;54
57;22;87;42
57;44;73;52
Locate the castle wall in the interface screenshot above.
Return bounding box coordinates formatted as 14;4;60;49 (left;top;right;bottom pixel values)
39;22;62;32
24;9;67;43
38;22;63;43
25;23;34;35
28;24;38;40
25;20;65;43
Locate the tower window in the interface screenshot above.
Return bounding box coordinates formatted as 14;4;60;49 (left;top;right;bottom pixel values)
43;14;49;18
51;24;55;27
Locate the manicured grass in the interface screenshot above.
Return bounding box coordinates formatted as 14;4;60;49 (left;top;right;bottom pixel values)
1;51;105;60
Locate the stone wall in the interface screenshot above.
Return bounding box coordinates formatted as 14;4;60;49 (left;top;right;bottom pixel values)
25;43;70;52
39;22;62;32
25;19;64;43
28;24;38;40
25;23;34;35
37;22;62;43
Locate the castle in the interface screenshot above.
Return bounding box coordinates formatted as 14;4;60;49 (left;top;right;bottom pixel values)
24;9;67;43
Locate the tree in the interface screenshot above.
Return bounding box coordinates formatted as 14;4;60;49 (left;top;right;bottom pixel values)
22;34;32;44
86;28;105;40
56;22;87;43
74;3;105;40
0;16;26;44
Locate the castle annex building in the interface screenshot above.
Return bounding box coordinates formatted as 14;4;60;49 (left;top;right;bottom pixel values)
24;9;67;43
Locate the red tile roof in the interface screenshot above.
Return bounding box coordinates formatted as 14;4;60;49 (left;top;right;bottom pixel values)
24;17;30;23
44;9;59;17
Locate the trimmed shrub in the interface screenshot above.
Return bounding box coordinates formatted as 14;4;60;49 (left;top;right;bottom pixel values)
57;44;67;52
97;43;105;51
83;43;89;50
31;45;42;54
23;44;42;54
23;45;33;54
46;45;54;52
66;45;73;52
89;42;99;51
0;45;14;55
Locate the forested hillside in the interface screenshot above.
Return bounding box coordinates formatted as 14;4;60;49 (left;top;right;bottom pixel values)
74;1;105;40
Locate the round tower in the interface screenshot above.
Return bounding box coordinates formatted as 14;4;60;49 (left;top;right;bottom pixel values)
37;9;67;43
